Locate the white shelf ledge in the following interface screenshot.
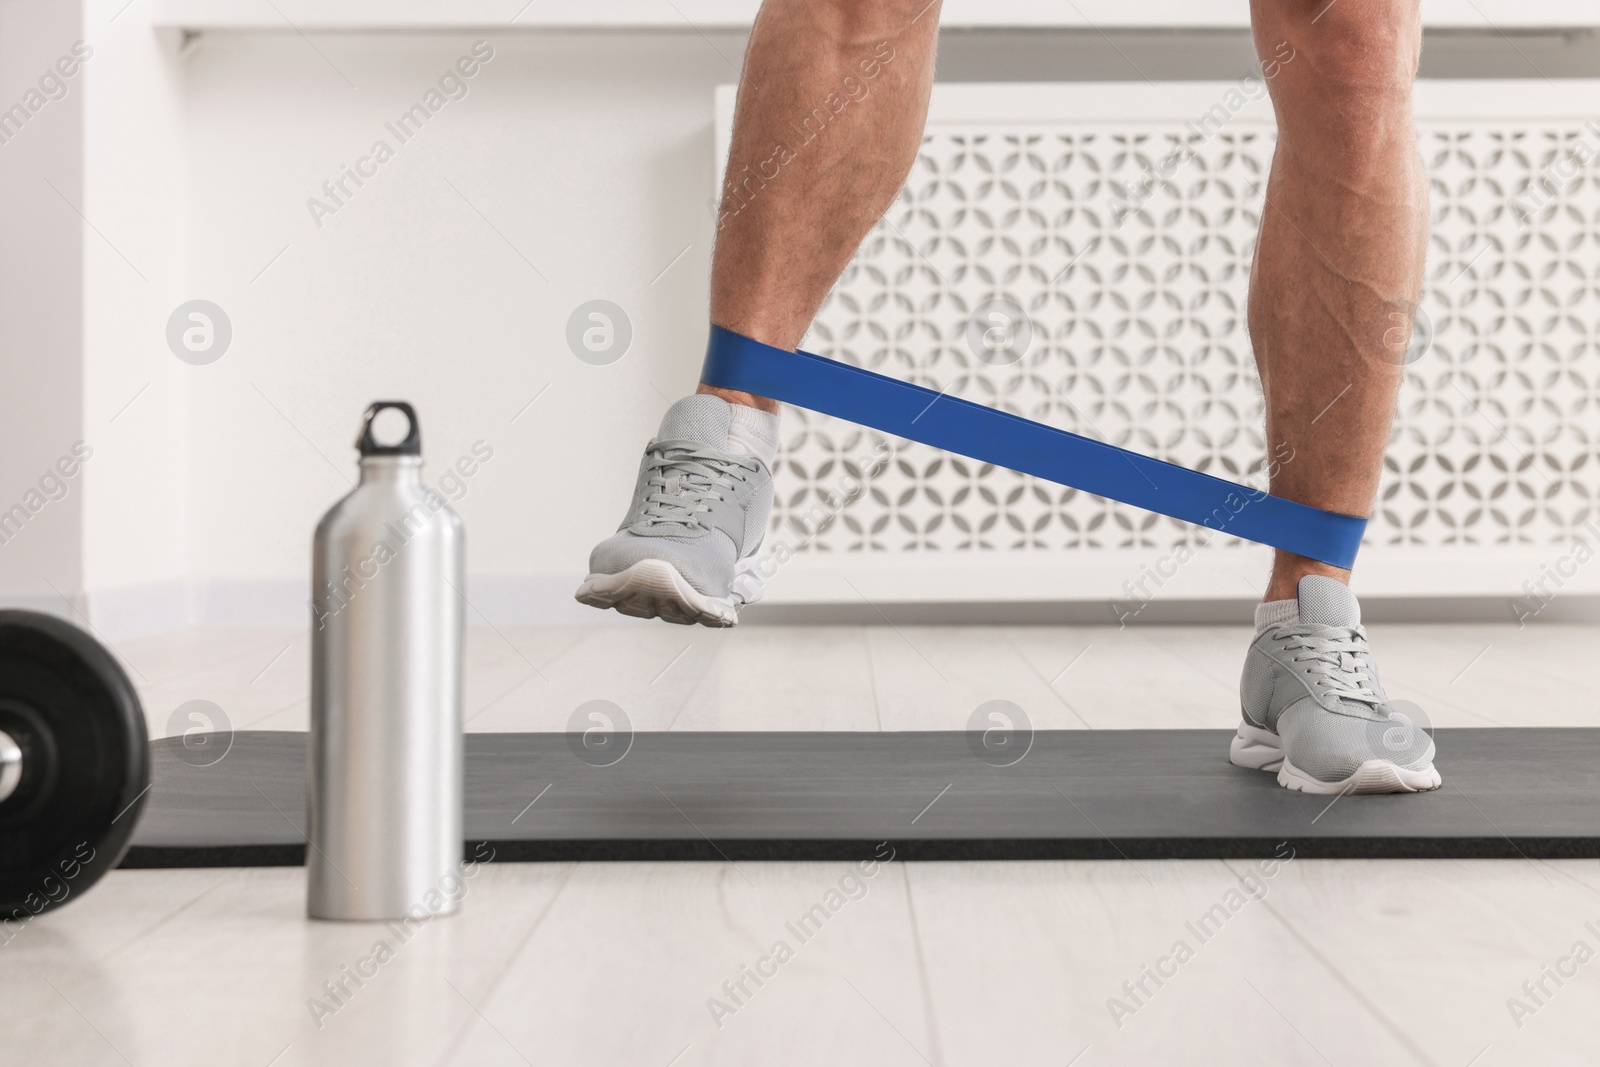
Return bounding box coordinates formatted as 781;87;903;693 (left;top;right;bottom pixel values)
150;0;1600;32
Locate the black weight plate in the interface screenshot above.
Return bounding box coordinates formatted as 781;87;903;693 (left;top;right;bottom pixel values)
0;610;148;921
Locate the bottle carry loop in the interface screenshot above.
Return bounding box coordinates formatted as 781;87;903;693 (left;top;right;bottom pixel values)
357;401;422;457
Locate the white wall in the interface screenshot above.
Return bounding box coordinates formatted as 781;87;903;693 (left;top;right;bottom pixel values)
146;0;1600;31
79;4;191;634
4;12;1598;634
0;0;189;631
181;32;732;626
0;0;86;614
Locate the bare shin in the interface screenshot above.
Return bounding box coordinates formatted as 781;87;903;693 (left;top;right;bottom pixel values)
1248;0;1428;601
699;0;943;413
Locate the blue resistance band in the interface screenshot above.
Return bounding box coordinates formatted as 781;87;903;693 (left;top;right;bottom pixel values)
701;325;1366;568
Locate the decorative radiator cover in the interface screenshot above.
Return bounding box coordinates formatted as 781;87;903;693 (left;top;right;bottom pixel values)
713;82;1600;607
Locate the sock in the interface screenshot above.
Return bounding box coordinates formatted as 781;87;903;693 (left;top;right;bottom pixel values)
1254;598;1298;634
726;402;780;467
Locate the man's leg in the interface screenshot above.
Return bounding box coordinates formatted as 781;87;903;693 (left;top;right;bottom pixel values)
699;0;943;413
1231;0;1440;793
1249;0;1427;599
578;0;942;624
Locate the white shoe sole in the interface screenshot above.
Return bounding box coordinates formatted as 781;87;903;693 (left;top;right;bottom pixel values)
574;557;763;628
1228;720;1442;795
1228;720;1285;772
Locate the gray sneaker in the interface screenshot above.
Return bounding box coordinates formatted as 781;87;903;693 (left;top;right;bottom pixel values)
1230;575;1441;794
576;395;775;627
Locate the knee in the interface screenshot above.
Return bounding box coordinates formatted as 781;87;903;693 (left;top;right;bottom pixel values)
1258;1;1422;172
1263;0;1421;98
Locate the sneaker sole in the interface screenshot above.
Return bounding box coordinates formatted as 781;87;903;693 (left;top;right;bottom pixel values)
1228;720;1442;795
1228;720;1285;772
575;558;755;628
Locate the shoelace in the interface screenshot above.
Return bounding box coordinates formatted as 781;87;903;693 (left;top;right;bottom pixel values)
1270;624;1384;707
637;438;759;531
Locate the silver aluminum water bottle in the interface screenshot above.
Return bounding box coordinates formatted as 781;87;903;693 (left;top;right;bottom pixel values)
308;401;464;921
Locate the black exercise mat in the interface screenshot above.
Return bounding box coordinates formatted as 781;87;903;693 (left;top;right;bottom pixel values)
121;729;1600;866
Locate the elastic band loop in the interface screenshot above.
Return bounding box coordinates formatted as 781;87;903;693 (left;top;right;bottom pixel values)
701;325;1365;568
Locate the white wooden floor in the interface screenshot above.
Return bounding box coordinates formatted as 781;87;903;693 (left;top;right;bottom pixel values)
6;621;1599;1067
117;619;1598;739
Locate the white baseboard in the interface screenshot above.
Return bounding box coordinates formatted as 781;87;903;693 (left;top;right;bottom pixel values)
455;574;644;629
88;580;193;640
75;573;621;637
0;590;90;623
193;579;303;628
55;560;1600;639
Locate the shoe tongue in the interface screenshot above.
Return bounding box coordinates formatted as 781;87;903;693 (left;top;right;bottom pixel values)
1297;575;1360;627
657;395;734;450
